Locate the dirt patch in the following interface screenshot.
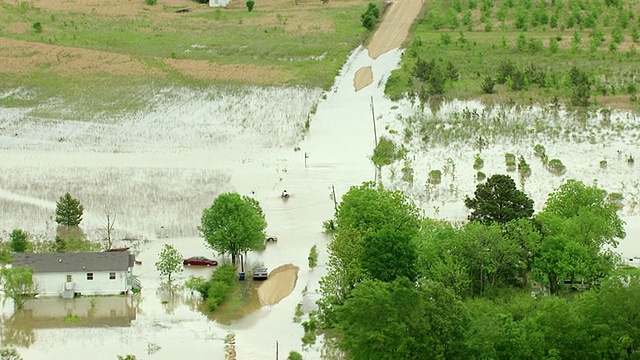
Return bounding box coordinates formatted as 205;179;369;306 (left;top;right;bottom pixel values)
367;0;424;59
27;0;195;17
256;264;299;305
0;38;156;77
164;58;291;85
353;66;373;91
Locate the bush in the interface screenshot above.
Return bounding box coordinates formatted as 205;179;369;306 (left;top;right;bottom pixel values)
246;0;255;11
32;22;42;33
145;0;157;4
288;352;303;360
428;170;442;184
361;3;381;30
533;144;546;157
547;158;567;174
473;154;484;170
476;171;486;181
481;76;495;94
308;245;318;269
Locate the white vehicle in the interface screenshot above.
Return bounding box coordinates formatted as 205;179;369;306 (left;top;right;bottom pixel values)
252;267;268;280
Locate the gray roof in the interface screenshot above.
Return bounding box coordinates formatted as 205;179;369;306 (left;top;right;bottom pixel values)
13;252;133;273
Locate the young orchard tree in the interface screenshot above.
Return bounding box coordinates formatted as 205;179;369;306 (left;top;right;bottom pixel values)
155;244;183;282
464;174;534;224
1;266;37;309
199;193;267;266
55;193;84;227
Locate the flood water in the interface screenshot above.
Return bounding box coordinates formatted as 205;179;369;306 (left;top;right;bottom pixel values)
2;42;640;359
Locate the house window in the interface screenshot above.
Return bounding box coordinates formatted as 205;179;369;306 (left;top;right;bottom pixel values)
66;275;72;282
109;272;116;280
86;273;94;281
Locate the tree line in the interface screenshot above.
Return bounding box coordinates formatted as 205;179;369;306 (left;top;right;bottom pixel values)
317;175;634;359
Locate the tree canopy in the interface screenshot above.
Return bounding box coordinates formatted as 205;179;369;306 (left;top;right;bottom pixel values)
55;193;84;227
464;174;534;224
199;193;267;265
9;230;29;253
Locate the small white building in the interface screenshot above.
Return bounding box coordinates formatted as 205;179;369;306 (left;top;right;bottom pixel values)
209;0;231;8
13;251;138;298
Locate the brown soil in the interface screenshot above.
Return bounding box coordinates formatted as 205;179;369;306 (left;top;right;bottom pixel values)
163;59;291;85
256;264;299;305
367;0;424;59
353;66;373;91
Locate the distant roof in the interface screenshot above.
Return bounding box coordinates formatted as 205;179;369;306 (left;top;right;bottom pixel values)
13;252;133;273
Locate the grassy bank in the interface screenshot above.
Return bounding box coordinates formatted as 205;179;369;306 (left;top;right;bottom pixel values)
0;0;369;114
387;0;640;111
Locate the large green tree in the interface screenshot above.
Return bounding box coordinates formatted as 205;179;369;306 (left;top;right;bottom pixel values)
464;174;534;224
55;192;84;227
336;278;467;359
155;243;183;282
0;266;37;309
533;180;625;293
199;193;267;265
319;182;421;323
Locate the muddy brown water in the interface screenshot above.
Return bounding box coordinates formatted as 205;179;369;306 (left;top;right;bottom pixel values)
2;46;640;359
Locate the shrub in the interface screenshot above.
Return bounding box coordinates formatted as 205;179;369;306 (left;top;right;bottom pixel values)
533;144;546;157
288;351;303;360
145;0;157;4
481;76;495;94
547;158;567;174
473;154;484;170
428;169;442;184
308;245;318;268
246;0;255;11
476;171;487;181
600;160;608;169
518;156;532;176
32;22;43;33
497;60;516;84
361;3;381;30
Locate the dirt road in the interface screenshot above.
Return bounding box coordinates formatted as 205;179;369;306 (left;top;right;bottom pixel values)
353;0;423;90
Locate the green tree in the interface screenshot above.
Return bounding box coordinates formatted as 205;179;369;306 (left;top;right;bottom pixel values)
9;230;29;253
371;136;398;168
0;348;22;360
0;266;37;309
464;174;534;224
245;0;254;11
199;193;267;265
308;245;318;269
336;278;467;359
155;244;183;282
55;192;84;227
360;226;418;282
533;180;624;293
318;182;421;324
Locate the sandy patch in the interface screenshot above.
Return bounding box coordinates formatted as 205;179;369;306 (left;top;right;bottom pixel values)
164;58;291;85
0;38;156;77
256;264;299;305
367;0;424;59
353;66;373;91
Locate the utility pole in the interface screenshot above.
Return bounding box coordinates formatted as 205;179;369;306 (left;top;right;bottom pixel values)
371;96;378;147
331;185;338;212
275;341;279;360
304;152;309;168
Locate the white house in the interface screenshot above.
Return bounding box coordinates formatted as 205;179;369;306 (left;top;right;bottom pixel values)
13;251;139;298
209;0;231;8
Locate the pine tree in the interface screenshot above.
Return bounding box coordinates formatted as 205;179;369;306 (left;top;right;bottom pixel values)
55;193;84;227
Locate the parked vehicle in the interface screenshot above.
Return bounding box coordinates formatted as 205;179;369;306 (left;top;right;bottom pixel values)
183;256;218;266
253;267;268;280
265;235;278;242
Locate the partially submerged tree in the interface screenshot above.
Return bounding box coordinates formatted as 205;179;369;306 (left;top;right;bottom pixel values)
155;244;183;282
199;193;267;265
464;174;534;224
1;266;37;309
99;206;117;250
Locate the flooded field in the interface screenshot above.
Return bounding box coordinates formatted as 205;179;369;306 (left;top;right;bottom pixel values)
2;42;640;360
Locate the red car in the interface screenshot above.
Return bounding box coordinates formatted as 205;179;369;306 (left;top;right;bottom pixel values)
183;256;218;266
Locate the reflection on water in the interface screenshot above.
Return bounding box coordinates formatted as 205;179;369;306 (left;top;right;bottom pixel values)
202;280;262;325
1;296;137;348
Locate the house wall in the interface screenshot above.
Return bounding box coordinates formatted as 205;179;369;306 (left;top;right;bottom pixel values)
209;0;231;7
35;270;129;297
